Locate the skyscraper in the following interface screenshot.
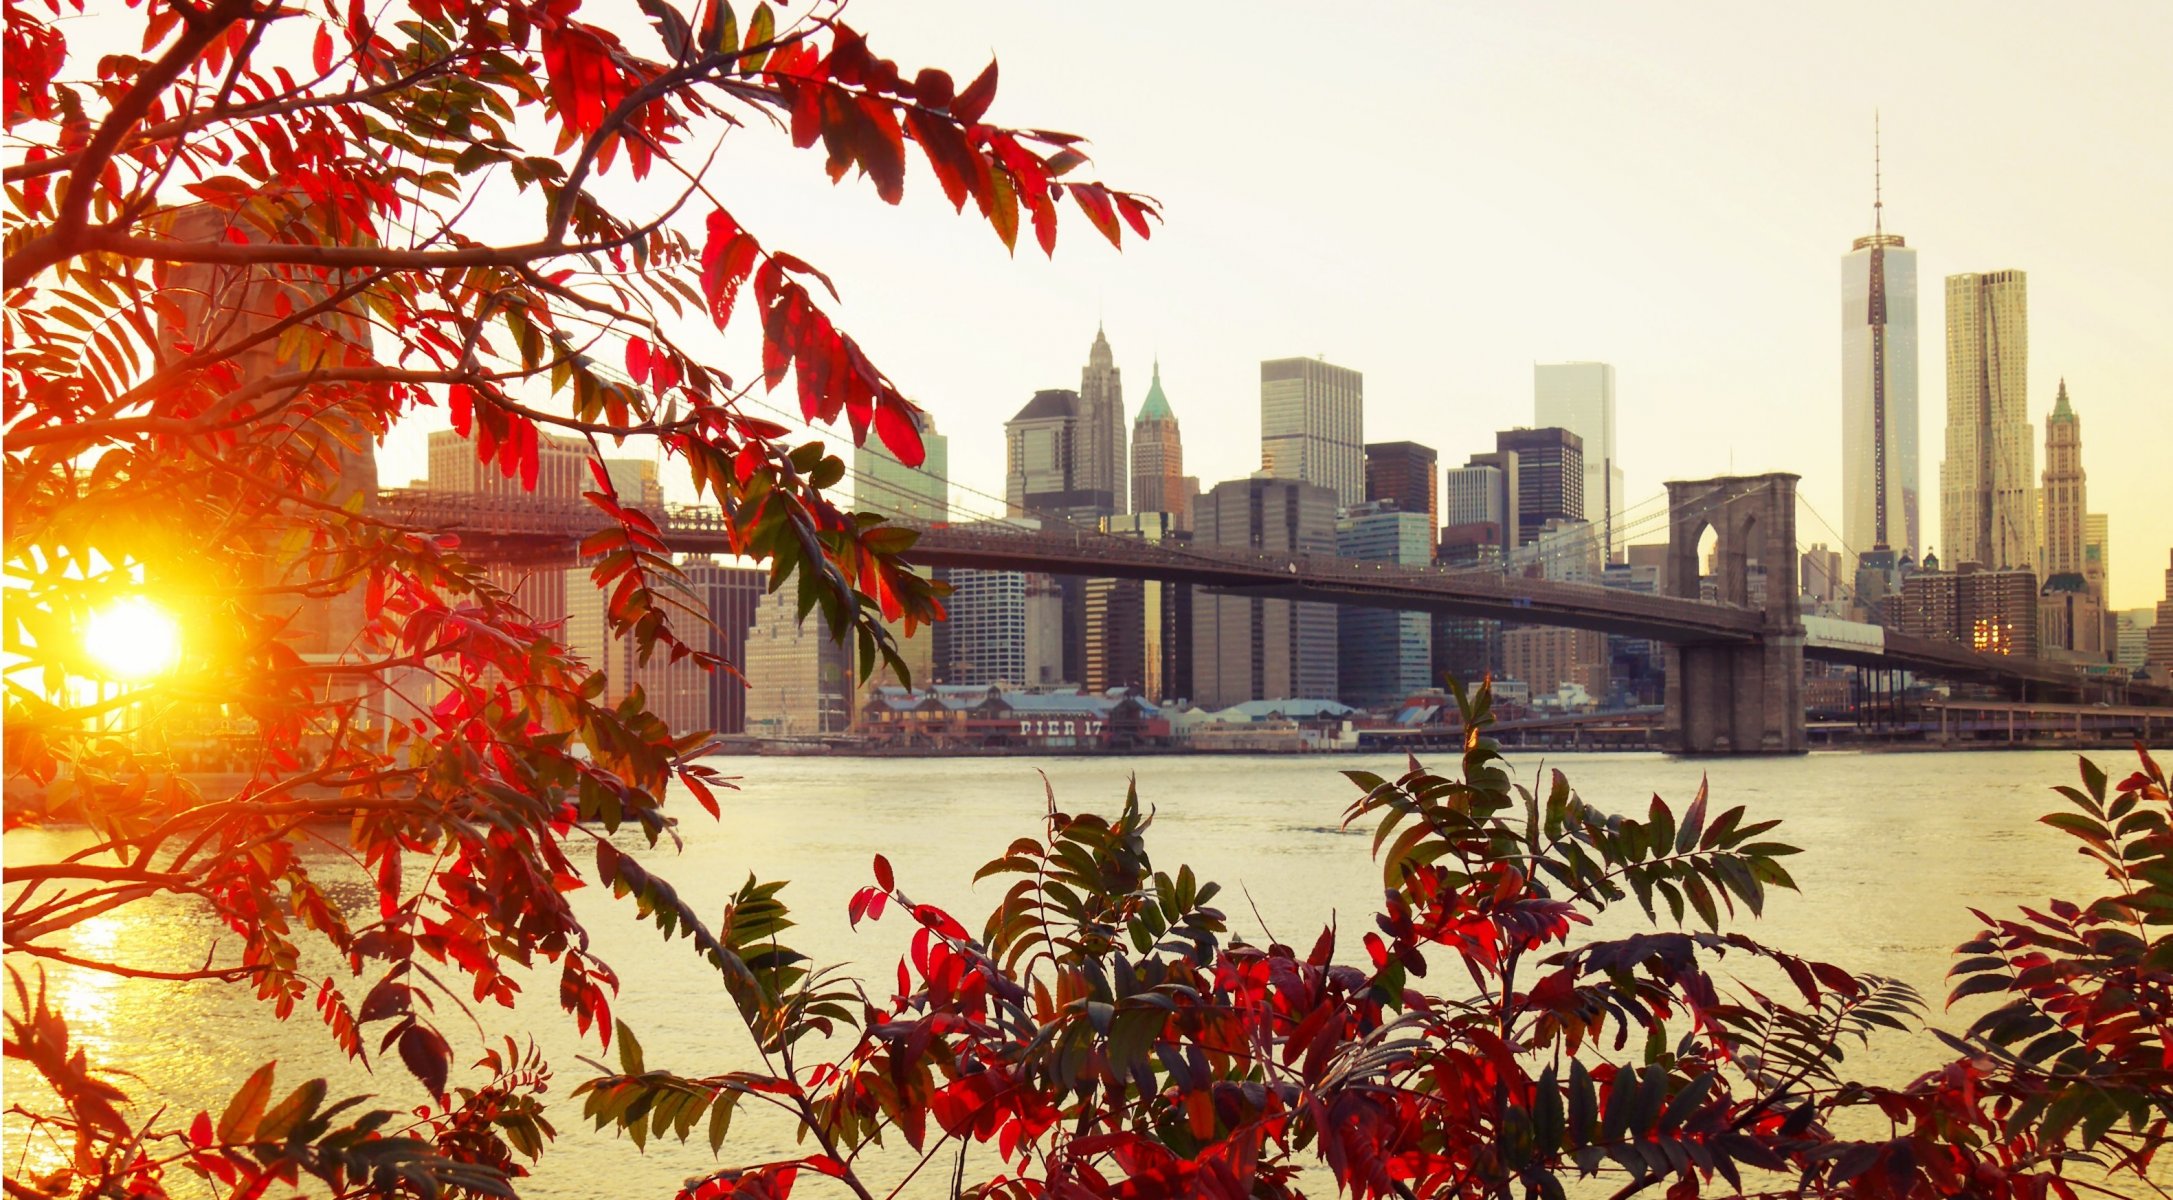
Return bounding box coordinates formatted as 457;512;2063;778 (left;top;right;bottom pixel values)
1006;389;1107;520
1079;326;1127;515
683;558;765;735
1191;477;1338;706
1363;441;1438;531
1494;427;1584;547
1942;269;2034;569
1534;363;1624;560
1129;361;1194;526
1084;513;1190;701
1260;357;1363;507
741;586;856;736
2085;511;2110;599
2039;381;2088;582
1840;132;1920;562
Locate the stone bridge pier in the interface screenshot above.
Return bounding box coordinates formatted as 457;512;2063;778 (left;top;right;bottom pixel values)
1662;473;1806;754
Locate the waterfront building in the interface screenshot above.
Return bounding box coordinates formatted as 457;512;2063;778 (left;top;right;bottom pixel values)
1840;136;1920;564
1503;625;1609;704
1959;564;2041;658
1191;476;1338;707
741;585;855;736
1534;363;1624;560
1079;326;1128;516
858;686;1170;752
1129;361;1195;527
1260;357;1364;507
1083;514;1191;701
2039;381;2088;585
1494;427;1584;547
1941;269;2035;569
1336;502;1434;709
1363;441;1438;532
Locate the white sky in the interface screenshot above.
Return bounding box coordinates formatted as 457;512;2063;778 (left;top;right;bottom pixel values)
379;2;2173;606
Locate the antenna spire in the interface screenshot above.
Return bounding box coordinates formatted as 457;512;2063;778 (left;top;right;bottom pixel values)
1873;111;1883;236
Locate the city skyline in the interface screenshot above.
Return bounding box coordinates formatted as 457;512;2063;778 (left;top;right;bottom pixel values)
372;2;2172;608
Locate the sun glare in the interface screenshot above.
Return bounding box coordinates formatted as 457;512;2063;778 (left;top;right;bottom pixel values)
84;598;182;680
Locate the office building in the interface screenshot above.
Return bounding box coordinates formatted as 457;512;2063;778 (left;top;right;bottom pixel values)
1191;477;1338;706
853;409;948;690
1084;514;1191;701
1079;326;1128;516
1005;389;1111;522
1801;544;1845;610
2150;554;2173;681
1941;270;2034;569
1260;357;1364;507
1433;518;1505;690
855;408;948;522
2085;512;2109;600
1840;138;1920;562
2115;608;2154;675
1535;363;1625;560
682;558;765;735
1336;503;1434;708
2038;381;2088;583
944;563;1028;688
1522;517;1603;583
428;427;586;632
1503;626;1609;704
2038;575;2107;659
1444;459;1518;557
1130;361;1195;526
1495;427;1584;547
1364;441;1438;532
741;584;857;736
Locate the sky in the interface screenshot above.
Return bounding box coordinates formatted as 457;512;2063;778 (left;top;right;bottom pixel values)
371;0;2173;608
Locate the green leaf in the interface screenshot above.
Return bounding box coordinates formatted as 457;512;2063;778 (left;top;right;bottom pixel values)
616;1020;645;1075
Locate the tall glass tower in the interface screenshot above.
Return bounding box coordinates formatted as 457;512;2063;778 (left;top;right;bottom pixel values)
1841;124;1920;567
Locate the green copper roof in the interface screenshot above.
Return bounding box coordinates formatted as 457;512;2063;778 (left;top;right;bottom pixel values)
2049;377;2075;421
1136;360;1174;421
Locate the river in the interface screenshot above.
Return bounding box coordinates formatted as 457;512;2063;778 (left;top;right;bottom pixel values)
5;747;2164;1196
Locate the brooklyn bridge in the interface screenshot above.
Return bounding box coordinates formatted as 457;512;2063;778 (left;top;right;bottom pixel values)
373;472;2165;755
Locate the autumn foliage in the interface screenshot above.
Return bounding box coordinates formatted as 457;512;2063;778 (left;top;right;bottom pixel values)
3;0;2170;1195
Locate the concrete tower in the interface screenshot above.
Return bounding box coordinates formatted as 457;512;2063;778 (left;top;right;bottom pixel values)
1941;269;2034;569
1841;124;1920;563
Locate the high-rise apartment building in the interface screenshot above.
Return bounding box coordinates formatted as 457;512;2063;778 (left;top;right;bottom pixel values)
1840;139;1920;562
1504;626;1610;703
1534;363;1624;560
943;562;1029;688
1084;514;1191;701
1129;362;1194;526
1336;503;1434;708
1495;428;1584;547
1191;477;1338;706
1079;327;1128;516
1363;442;1438;532
1260;357;1364;507
1942;270;2034;569
2038;381;2088;583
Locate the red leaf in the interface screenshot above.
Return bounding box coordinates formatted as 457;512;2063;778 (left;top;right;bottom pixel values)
873;853;894;891
189;1111;215;1148
312;25;334;75
518;418;539;491
1067;182;1121;247
397;1023;450;1098
953;57;997;125
626;336;651;384
448;384;472;436
912;67;953;109
872;400;923;467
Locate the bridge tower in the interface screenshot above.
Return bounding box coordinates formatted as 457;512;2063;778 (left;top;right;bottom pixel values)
1662;473;1806;754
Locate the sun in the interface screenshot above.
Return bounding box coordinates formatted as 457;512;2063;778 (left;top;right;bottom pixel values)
84;598;182;681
